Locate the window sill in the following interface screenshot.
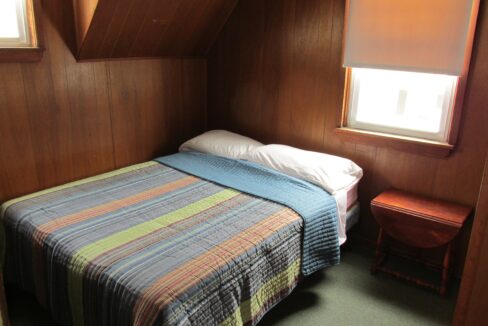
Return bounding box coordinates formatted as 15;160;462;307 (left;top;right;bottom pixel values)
0;47;44;63
334;127;454;158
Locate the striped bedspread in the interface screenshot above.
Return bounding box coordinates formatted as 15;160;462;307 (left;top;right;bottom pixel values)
157;152;340;275
1;154;338;326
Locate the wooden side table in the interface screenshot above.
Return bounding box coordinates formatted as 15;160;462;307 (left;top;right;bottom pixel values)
370;189;471;295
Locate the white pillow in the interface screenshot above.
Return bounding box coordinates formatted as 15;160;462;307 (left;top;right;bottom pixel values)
179;130;263;159
242;144;363;194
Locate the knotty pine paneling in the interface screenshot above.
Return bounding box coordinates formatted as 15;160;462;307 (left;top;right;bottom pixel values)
207;0;488;273
0;0;206;202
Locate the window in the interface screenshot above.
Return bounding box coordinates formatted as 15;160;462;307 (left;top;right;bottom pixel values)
338;0;480;156
347;68;458;142
0;0;31;47
0;0;42;62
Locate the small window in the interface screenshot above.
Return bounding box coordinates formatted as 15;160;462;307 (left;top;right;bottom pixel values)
0;0;32;48
0;0;43;62
347;68;458;142
339;0;479;156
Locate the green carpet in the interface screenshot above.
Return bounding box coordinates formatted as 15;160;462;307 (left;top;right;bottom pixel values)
261;247;457;326
6;247;457;325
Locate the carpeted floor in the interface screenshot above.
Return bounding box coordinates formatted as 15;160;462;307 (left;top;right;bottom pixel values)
6;246;457;326
261;246;457;326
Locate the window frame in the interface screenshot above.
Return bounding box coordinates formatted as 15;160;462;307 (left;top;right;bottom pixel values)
335;67;469;158
347;68;459;142
337;0;480;159
0;0;44;62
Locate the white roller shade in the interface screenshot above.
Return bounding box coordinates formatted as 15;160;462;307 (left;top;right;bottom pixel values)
343;0;480;76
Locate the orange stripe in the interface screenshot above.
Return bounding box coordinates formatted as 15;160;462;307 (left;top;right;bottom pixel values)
35;176;199;237
30;175;199;307
132;207;300;326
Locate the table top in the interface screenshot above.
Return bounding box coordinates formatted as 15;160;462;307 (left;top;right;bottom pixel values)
371;189;472;227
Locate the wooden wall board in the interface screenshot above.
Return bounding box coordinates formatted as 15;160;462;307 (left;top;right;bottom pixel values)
74;0;238;60
72;0;99;48
455;151;488;325
0;0;206;202
207;0;488;274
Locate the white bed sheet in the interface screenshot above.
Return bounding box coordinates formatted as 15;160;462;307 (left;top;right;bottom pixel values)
334;181;359;245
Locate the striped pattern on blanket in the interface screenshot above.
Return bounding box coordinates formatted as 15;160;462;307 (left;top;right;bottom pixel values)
1;161;303;326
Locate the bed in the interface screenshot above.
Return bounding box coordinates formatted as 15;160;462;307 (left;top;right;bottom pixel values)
1;133;362;326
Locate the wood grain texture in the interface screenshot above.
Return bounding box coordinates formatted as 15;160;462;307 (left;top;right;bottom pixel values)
207;0;488;274
371;190;471;248
335;127;454;158
454;151;488;325
72;0;99;48
0;0;206;202
372;190;472;228
74;0;238;60
0;48;44;63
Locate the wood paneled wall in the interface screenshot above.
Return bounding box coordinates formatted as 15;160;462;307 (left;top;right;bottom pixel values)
455;151;488;325
207;0;488;272
0;0;206;202
74;0;238;60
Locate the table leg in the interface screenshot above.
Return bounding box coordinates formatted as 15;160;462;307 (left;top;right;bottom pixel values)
440;242;453;296
371;228;386;275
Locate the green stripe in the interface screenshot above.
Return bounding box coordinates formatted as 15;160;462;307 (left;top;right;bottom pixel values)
0;161;158;219
221;259;301;326
68;188;240;326
0;162;159;271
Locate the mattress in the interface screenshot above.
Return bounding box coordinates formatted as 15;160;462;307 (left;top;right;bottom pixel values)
334;181;360;245
345;202;360;232
345;182;359;210
1;153;340;326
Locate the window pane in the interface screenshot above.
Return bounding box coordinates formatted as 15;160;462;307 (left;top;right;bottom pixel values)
0;0;20;38
0;0;30;47
348;68;457;141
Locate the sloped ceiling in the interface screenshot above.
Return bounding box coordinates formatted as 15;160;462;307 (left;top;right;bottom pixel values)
73;0;238;60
